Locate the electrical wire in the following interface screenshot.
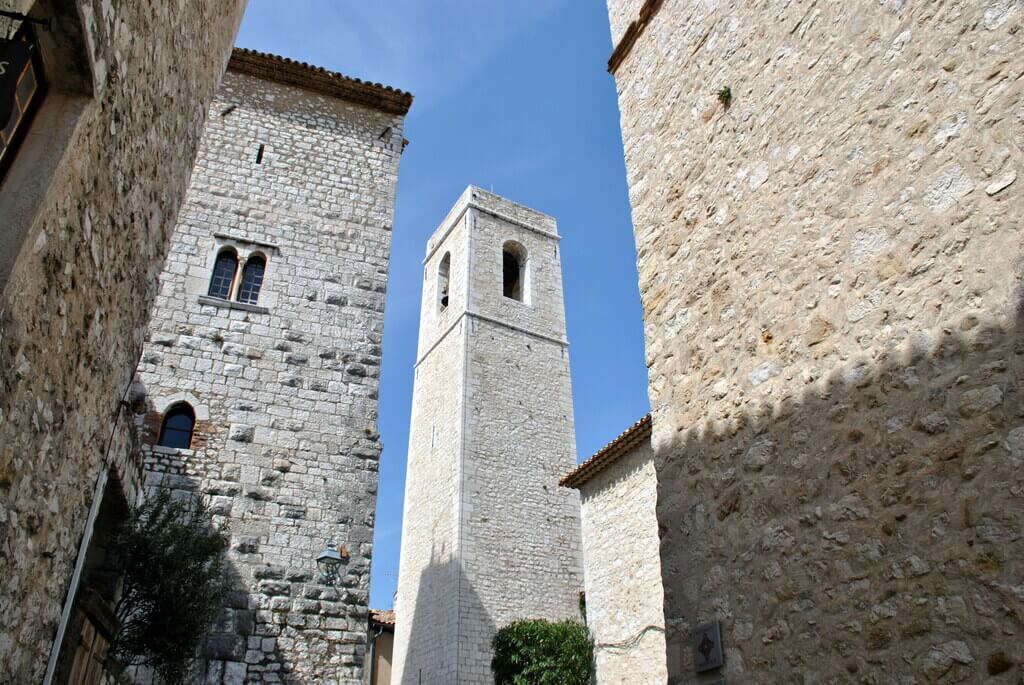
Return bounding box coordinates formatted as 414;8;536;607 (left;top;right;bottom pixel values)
595;624;665;651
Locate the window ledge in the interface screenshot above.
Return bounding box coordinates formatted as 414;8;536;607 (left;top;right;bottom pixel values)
148;445;195;457
198;295;269;314
213;232;280;251
502;296;531;308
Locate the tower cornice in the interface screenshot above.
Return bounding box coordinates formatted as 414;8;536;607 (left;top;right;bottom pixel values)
413;310;569;370
423;190;560;266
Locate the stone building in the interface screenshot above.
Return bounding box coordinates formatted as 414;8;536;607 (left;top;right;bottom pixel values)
0;1;244;682
561;415;667;684
392;187;584;683
365;609;395;685
134;49;410;683
605;0;1023;681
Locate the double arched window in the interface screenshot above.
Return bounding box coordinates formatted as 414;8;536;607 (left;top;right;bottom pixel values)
208;249;266;305
157;403;195;449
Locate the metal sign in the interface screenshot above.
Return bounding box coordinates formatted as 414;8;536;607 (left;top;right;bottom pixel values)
693;619;724;672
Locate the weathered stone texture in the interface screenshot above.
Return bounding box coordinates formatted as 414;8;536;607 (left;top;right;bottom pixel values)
0;1;244;681
578;440;667;684
608;0;1023;681
393;187;584;684
607;0;645;45
135;66;407;683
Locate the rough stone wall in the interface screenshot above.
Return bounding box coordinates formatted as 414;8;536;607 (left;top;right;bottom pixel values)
134;68;406;684
393;188;584;684
607;0;1023;681
0;1;244;681
607;0;644;45
578;441;667;684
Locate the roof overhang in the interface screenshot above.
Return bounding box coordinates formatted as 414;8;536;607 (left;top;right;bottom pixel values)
228;48;413;115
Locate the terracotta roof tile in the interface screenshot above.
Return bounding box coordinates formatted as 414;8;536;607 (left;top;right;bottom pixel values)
369;609;395;625
228;47;413;115
560;415;652;489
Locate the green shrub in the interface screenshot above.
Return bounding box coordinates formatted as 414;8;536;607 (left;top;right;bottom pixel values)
491;618;593;685
717;84;732;107
111;487;230;684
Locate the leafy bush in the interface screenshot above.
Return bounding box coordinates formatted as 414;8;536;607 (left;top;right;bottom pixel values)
111;487;230;684
491;619;593;685
717;84;732;107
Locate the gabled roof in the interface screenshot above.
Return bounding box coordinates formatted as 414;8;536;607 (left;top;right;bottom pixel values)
228;48;413;115
560;415;652;489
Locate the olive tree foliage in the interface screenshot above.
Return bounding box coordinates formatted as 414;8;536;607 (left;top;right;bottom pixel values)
111;487;230;684
491;619;593;685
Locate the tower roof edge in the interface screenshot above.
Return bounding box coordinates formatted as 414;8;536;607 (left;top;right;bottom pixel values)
228;47;413;115
423;186;560;263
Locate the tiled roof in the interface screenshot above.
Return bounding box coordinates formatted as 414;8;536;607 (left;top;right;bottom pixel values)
228;48;413;115
560;415;652;489
370;609;395;626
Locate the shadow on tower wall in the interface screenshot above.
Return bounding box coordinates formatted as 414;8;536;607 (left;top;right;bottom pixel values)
655;264;1024;682
398;549;494;685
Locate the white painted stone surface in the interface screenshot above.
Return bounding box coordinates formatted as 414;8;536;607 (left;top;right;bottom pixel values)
393;187;584;684
578;440;667;685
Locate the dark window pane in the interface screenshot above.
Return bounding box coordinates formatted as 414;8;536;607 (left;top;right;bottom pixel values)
503;250;521;300
208;251;237;299
159;427;192;449
165;412;193;432
158;405;195;449
237;257;265;304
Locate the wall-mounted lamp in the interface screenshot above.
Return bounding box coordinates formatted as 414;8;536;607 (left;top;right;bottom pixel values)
316;541;349;584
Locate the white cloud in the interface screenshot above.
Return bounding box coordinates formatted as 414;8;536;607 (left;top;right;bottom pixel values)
239;0;568;110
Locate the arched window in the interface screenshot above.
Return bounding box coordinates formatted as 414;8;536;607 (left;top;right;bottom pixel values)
157;403;195;449
502;241;526;302
208;249;238;300
437;252;451;310
237;254;266;305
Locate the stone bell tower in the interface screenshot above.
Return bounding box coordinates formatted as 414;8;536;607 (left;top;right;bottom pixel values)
392;186;584;683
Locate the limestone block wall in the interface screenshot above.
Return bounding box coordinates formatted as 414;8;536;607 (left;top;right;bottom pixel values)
577;440;667;684
394;188;584;684
392;322;463;683
135;63;407;684
458;318;583;680
0;1;244;681
607;0;1023;681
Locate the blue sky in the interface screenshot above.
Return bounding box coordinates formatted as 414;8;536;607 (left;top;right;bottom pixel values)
237;1;649;609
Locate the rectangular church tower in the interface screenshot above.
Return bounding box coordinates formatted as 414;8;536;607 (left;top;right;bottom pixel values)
134;50;410;684
393;187;584;683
